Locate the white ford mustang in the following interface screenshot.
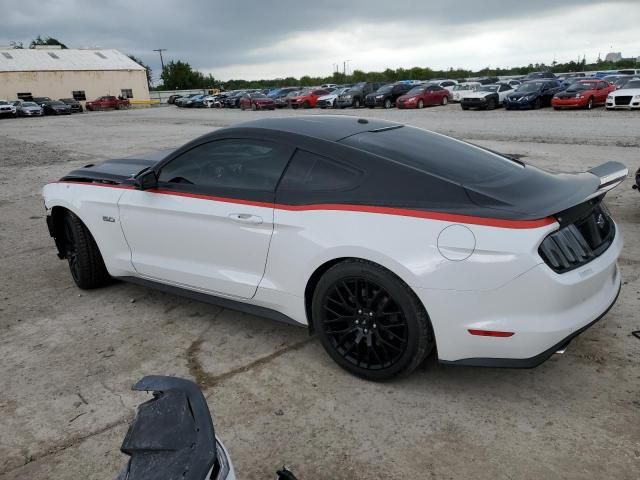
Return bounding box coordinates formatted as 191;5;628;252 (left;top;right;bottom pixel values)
43;116;626;380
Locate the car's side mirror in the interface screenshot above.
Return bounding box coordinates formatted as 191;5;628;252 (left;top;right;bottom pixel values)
134;169;158;190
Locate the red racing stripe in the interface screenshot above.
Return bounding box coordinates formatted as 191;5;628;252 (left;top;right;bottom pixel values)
58;181;556;229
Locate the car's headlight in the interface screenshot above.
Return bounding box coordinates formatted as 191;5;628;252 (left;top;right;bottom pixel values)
376;95;383;99
634;95;640;99
343;94;351;99
607;95;613;100
575;94;583;98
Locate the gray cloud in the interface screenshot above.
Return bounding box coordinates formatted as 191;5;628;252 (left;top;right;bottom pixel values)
3;0;639;80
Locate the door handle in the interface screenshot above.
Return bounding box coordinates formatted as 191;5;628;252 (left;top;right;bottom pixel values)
229;213;263;225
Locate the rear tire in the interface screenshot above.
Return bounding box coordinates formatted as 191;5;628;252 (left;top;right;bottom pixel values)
62;211;111;289
534;98;542;109
312;259;433;380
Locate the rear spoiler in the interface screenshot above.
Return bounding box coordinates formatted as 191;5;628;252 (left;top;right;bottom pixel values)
585;161;628;200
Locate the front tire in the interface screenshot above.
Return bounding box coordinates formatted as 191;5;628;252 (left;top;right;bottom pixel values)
586;97;594;110
383;98;392;109
441;96;448;105
62;212;111;289
312;259;433;380
417;99;424;109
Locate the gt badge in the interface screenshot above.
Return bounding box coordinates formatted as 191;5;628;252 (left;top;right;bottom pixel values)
102;216;116;223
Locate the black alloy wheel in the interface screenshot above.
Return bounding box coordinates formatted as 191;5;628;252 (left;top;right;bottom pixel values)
313;260;433;380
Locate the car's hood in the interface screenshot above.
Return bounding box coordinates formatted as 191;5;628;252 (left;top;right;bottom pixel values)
318;93;338;101
61;149;175;184
397;94;418;101
611;88;640;96
253;98;273;103
509;90;541;99
22;106;41;111
463;91;494;99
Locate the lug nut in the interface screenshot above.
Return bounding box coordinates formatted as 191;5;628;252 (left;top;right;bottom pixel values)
369;312;373;317
358;309;362;314
355;320;359;324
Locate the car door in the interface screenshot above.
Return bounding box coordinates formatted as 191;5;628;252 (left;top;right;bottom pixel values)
497;84;512;103
118;138;294;299
423;86;437;105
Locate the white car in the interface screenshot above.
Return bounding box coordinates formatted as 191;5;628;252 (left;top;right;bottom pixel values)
43;116;625;380
316;87;349;108
0;99;17;117
451;82;481;102
605;78;640;109
429;79;458;93
460;83;514;110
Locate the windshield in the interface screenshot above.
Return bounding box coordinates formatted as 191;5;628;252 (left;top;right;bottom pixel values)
567;83;592;91
478;85;498;92
340;126;523;185
252;93;267;98
517;82;544;92
0;101;8;105
376;85;393;93
407;86;426;95
624;80;640;89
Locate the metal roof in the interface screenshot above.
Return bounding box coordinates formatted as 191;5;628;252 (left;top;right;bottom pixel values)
0;49;145;72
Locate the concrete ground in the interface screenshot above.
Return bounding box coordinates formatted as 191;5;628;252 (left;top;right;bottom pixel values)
0;104;639;480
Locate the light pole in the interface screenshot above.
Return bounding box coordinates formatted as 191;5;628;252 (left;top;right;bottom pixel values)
153;48;167;75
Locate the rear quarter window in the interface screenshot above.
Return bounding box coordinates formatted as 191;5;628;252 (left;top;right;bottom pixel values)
278;150;362;192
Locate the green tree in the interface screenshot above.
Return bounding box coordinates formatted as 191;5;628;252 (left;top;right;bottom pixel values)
127;54;153;88
160;60;216;89
30;35;67;49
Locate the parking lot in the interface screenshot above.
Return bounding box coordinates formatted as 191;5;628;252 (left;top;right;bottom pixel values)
1;105;639;479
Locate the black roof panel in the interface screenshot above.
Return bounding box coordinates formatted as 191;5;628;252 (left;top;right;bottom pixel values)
229;115;402;142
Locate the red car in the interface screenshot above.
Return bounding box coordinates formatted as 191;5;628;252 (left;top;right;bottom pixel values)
396;84;451;109
85;96;130;111
552;80;615;110
239;92;275;110
288;89;330;109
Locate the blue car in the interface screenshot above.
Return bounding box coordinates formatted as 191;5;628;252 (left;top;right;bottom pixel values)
504;80;563;109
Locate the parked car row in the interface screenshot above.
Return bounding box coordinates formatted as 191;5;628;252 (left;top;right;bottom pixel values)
0;94;131;119
167;71;640;114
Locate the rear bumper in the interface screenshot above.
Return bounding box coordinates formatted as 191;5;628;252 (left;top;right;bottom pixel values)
417;227;623;366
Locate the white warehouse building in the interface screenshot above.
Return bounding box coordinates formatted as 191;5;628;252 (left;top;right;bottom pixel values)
0;47;150;104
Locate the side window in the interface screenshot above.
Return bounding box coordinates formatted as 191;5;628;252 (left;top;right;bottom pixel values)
278;150;362;192
158;139;291;192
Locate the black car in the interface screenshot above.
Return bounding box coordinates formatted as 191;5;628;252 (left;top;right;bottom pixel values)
59;98;83;113
223;91;246;108
364;82;413;109
504;80;562;109
336;82;383;108
523;71;557;81
634;167;640;192
174;94;200;107
41;100;72;115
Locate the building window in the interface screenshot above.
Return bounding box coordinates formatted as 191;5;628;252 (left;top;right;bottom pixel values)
47;52;59;59
72;91;86;101
2;52;13;59
121;89;133;99
94;52;107;59
17;92;33;100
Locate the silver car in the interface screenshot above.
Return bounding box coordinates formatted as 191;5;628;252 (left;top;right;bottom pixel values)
14;100;43;117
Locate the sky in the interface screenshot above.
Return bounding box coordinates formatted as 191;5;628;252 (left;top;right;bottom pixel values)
3;0;640;82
